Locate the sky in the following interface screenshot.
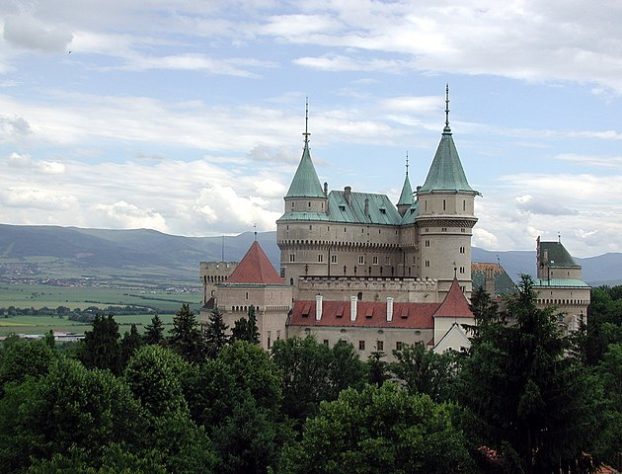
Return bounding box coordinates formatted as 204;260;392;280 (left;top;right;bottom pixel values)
0;0;621;257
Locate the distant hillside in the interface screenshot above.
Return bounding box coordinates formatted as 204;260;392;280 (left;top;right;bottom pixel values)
0;223;620;286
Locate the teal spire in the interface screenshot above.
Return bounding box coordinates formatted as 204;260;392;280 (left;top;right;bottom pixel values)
285;99;324;198
419;85;478;194
397;152;413;206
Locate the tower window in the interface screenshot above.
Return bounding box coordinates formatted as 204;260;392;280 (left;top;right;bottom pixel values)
459;246;465;254
331;254;337;263
291;202;294;209
443;199;446;211
372;256;378;265
425;240;430;247
308;201;311;207
318;254;323;263
358;256;365;264
289;254;295;262
441;227;447;232
309;225;312;230
463;200;466;211
425;260;430;267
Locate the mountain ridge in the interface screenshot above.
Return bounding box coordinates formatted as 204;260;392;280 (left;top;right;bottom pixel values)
0;224;620;286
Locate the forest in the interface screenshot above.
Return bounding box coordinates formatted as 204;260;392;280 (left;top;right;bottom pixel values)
0;276;620;474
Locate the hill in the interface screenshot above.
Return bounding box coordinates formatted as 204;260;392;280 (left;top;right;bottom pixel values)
0;224;620;286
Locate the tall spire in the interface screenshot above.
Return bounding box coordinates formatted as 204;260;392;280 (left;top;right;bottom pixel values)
303;96;310;146
444;83;451;133
285;98;324;198
397;151;414;212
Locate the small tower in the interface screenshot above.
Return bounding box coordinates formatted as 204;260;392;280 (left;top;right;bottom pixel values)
415;85;480;296
277;99;329;289
397;152;414;217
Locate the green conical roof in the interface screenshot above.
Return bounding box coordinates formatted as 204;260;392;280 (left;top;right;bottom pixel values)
285;142;324;198
419;126;477;194
397;173;413;206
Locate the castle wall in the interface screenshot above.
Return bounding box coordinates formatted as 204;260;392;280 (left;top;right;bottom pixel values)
286;325;434;362
199;261;237;305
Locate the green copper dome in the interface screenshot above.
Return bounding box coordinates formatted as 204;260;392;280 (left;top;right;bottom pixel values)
419;128;477;194
285;141;325;198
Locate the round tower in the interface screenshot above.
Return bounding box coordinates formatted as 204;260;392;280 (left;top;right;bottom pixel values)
415;86;479;297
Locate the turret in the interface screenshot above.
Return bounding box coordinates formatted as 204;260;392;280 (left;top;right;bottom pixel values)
397;153;414;217
415;85;480;296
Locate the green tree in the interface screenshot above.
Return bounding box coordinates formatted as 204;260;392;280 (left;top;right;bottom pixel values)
124;345;189;418
0;337;55;391
144;313;165;346
0;358;145;472
204;308;229;358
169;304;204;363
120;323;143;368
78;314;121;374
231;305;259;344
279;383;474;474
367;350;388;387
390;342;454;402
458;275;605;473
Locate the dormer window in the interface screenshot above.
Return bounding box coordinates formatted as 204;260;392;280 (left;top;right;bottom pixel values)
380;208;386;214
339;205;346;211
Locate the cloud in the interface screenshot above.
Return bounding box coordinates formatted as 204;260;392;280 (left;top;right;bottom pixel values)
7;152;65;174
95;201;168;232
0;115;31;141
3;15;73;52
555;153;622;168
515;194;578;216
294;54;411;73
0;186;77;210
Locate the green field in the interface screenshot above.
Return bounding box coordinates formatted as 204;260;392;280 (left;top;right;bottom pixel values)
0;284;201;312
0;313;177;337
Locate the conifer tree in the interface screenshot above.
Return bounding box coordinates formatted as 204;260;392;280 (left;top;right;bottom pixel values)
231;306;259;344
169;304;203;363
79;314;121;374
204;308;229;358
120;324;143;368
144;314;165;345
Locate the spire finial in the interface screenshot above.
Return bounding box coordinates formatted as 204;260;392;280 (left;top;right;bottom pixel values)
405;151;409;176
303;97;310;146
444;83;450;130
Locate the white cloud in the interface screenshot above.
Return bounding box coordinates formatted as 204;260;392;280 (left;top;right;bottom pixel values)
95;201;168;232
3;15;73;52
0;186;77;210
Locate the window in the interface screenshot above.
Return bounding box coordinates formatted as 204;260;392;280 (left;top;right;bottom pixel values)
331;254;337;263
459;245;465;254
377;340;384;351
245;291;249;300
286;225;289;230
443;199;446;211
323;339;329;346
267;332;271;349
280;268;285;277
461;228;466;233
318;254;323;263
343;265;347;274
291;201;294;209
359;340;365;351
339;205;346;211
425;240;430;247
289;254;295;262
425;260;430;267
441;227;447;232
276;330;281;340
380;208;386;214
385;256;391;264
357;292;363;301
396;341;403;351
308;201;311;208
309;225;312;230
463;200;466;211
459;266;465;274
372;256;378;265
358;255;365;264
344;227;347;232
361;228;365;233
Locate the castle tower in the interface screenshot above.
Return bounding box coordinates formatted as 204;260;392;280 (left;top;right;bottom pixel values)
415;86;479;296
397;153;414;217
277;100;328;287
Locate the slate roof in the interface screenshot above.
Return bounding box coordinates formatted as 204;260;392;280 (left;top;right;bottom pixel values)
226;241;284;285
433;278;474;318
419;126;477;194
285;142;325;198
278;190;402;225
471;262;516;295
538;241;580;268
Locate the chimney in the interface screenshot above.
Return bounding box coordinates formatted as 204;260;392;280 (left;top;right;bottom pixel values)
350;295;357;321
386;297;394;322
364;198;369;217
323;182;328;196
315;294;323;321
344;186;351;204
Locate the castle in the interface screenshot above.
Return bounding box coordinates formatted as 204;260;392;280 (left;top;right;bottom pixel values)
200;89;590;358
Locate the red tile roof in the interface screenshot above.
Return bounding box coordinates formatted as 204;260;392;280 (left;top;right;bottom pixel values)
433;278;474;318
226;241;283;285
289;300;439;329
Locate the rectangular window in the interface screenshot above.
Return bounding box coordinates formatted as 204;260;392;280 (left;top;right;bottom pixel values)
425;240;430;247
463;200;466;211
291;202;294;209
396;341;403;351
318;254;323;263
385;256;391;264
425;260;430;268
441;227;447;232
276;330;281;340
443;199;446;211
358;256;365;265
359;340;365;351
323;339;329;346
267;332;271;349
289;254;295;262
280;268;285;277
372;256;378;265
377;340;384;351
331;254;337;263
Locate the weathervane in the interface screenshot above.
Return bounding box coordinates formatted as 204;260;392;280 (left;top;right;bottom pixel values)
445;83;450;130
303;97;310;145
405;151;409;176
